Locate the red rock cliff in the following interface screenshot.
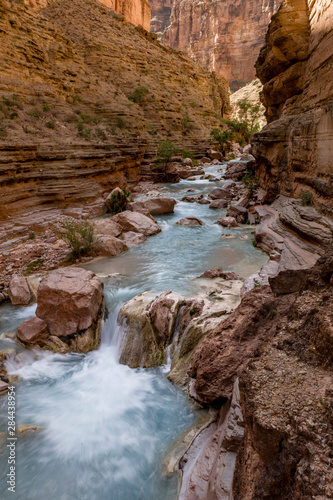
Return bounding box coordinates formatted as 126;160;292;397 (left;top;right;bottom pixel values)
253;0;333;214
24;0;151;30
150;0;282;91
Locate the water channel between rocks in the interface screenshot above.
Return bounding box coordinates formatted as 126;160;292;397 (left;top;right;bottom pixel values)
0;163;268;500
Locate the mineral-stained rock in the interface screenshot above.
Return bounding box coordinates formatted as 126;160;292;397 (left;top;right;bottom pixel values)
94;219;123;238
17;317;49;344
118;291;184;368
176;217;204;226
8;275;32;306
253;0;333;212
35;268;104;353
111;211;161;236
97;235;128;256
127;197;176;215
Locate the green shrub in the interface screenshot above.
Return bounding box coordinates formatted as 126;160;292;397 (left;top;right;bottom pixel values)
237;98;261;135
182;113;194;134
106;188;130;215
189;307;198;316
28;232;35;240
28;110;40;119
156;140;179;169
300;190;313;206
252;238;257;247
46;121;56;129
115;116;126;128
42;103;51;112
58;218;98;259
242;170;259;194
26;258;44;274
128;85;149;104
210;128;234;153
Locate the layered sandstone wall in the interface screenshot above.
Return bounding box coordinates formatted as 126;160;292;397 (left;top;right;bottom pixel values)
24;0;151;30
150;0;282;91
0;0;229;228
253;0;333;213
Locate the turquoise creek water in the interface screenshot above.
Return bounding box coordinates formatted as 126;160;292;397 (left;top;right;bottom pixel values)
0;163;268;500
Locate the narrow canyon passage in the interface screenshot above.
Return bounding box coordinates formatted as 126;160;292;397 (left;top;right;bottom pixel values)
0;163;267;500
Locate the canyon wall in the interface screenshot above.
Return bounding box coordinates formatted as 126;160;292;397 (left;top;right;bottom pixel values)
253;0;333;213
150;0;282;91
0;0;229;233
24;0;151;30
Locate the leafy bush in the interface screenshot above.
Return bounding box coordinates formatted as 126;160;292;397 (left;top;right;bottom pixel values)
128;85;149;104
242;170;259;194
26;258;44;274
46;121;56;129
300;190;313;206
210;128;234;153
106;188;130;215
237;98;261;135
182;113;194;134
58;218;98;259
156;140;179;168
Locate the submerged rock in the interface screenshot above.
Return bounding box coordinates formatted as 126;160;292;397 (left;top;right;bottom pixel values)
176;217;205;226
118;291;184;368
9;275;32;306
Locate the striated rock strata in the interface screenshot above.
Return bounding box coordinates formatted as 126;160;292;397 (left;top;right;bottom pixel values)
151;0;282;90
253;0;333;214
0;0;229;242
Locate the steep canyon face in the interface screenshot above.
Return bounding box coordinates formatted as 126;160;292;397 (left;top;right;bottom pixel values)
150;0;282;91
24;0;151;30
253;0;333;213
0;0;229;240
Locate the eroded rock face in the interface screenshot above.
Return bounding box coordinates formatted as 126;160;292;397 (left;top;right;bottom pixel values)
118;291;184;368
253;0;333;213
151;0;281;90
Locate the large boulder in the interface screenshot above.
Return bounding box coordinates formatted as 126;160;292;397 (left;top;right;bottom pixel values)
97;236;128;256
127;197;176;215
111;211;161;236
94;219;122;238
118;291;184;368
217;216;238;228
209;188;234;200
15;268;106;353
105;187;128;214
9;275;32;306
36;268;103;337
209;199;228;209
207;149;222;161
176;217;205;226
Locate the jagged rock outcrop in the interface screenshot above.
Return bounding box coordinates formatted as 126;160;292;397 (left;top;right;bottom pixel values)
253;0;333;214
0;0;229;244
24;0;151;30
150;0;282;90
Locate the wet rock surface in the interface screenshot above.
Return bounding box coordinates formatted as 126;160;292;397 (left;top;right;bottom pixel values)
9;275;32;306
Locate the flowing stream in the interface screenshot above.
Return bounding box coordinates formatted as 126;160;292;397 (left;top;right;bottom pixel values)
0;163;268;500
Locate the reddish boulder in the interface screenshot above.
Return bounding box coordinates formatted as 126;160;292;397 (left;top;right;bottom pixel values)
177;217;205;226
17;317;49;344
119;231;147;245
94;219;122;238
209;188;234;200
97;236;128;256
111;210;161;236
217;216;238;228
9;275;32;306
209;199;228;209
36;268;103;337
127;197;176;215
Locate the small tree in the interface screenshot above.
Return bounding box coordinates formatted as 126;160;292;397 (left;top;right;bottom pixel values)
210;128;234;153
237;98;261;135
58;218;98;260
128;85;149;104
